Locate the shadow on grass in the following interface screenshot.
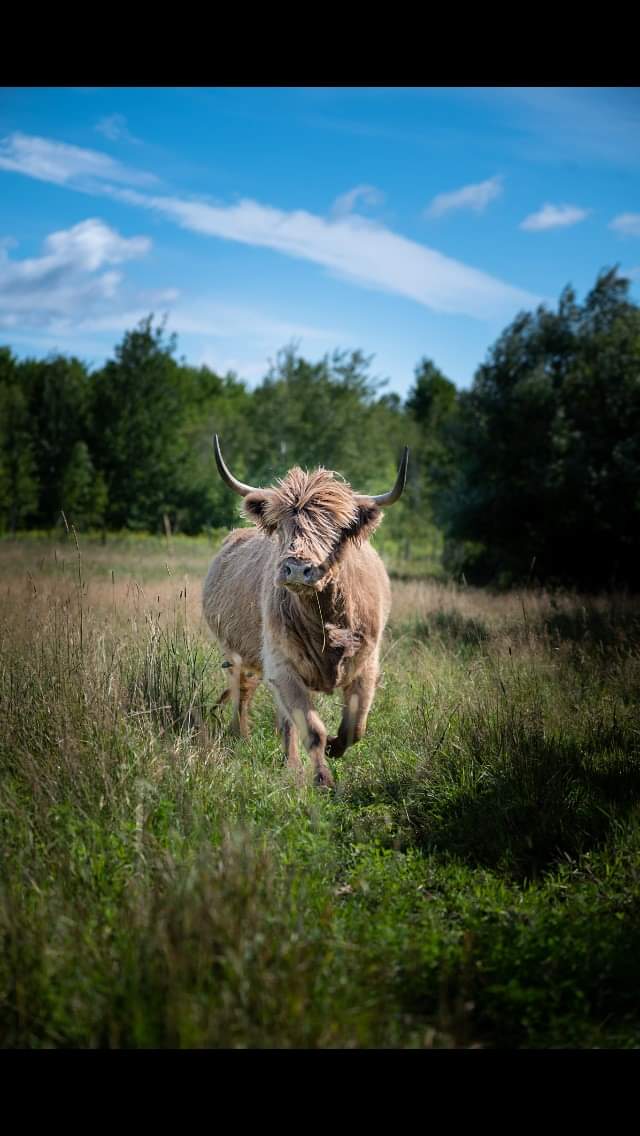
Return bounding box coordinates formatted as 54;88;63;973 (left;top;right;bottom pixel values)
406;732;640;882
412;610;490;649
339;707;640;883
542;601;640;651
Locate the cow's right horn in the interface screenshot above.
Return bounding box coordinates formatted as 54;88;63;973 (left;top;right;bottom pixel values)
213;435;260;497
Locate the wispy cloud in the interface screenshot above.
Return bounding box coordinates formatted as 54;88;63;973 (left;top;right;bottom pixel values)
499;87;640;169
172;307;351;385
0;219;152;329
520;203;591;232
425;175;503;219
155;305;345;343
78;302;345;344
0;219;345;371
108;186;539;321
0;181;347;355
0;132;157;188
95;114;140;144
610;213;640;237
331;184;385;218
3;299;347;385
196;353;270;382
2;133;541;323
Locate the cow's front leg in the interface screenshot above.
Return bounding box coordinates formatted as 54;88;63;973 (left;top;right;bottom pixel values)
267;664;333;789
326;659;378;759
276;711;304;783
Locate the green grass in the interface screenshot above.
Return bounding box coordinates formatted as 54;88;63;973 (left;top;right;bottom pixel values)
1;533;639;1048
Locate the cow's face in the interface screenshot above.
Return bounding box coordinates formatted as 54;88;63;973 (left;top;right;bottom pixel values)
243;469;382;593
212;436;408;594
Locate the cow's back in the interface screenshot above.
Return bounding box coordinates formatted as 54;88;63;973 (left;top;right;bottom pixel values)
202;528;273;672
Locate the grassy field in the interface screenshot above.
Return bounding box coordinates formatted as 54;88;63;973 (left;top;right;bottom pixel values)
1;531;639;1048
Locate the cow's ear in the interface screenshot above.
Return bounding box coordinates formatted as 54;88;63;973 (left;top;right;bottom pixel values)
344;502;382;545
243;491;277;533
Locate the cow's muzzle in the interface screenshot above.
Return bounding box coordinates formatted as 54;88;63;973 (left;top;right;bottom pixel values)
280;557;321;589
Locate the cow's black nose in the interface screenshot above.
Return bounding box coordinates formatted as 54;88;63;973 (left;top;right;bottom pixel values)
282;557;316;585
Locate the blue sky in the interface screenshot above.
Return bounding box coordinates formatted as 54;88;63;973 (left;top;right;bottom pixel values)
1;86;639;395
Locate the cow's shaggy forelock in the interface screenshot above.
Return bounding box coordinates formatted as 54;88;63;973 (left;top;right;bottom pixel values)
270;467;359;528
245;467;363;563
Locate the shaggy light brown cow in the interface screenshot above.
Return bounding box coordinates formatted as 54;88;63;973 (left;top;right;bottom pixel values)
202;436;408;788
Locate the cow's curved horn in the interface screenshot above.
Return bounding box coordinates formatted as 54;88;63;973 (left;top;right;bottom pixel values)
213;435;260;497
359;446;409;507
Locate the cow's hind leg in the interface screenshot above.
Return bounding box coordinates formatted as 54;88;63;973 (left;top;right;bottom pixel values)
226;655;261;739
326;659;378;759
234;671;261;739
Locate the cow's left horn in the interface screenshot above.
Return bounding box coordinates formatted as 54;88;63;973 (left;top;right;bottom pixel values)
213;435;260;497
360;446;409;507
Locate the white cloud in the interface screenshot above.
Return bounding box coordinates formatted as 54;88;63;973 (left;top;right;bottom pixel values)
609;213;640;237
0;219;151;327
95;114;140;144
1;133;541;323
0;222;346;371
108;187;539;322
0;214;346;349
332;184;385;218
520;203;590;232
425;176;503;219
0;132;157;188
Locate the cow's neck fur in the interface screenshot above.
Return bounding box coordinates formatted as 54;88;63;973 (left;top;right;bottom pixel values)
272;546;367;691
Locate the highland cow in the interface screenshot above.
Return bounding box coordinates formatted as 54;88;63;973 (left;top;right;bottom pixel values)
203;436;408;788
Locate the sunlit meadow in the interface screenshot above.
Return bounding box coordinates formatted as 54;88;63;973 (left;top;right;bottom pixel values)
1;531;639;1048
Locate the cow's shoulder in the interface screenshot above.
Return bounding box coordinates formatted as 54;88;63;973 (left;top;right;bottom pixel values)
221;526;262;549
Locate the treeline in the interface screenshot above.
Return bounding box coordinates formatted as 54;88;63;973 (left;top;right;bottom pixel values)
1;269;639;588
0;323;437;544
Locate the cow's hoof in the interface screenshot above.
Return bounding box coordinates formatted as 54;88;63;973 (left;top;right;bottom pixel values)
314;766;335;790
326;735;346;759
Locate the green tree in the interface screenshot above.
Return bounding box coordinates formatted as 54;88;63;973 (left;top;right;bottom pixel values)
17;353;92;527
60;441;107;530
445;269;640;587
238;346;414;539
171;363;253;532
405;357;458;527
0;358;38;532
90;318;185;530
406;357;457;431
245;345;406;489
